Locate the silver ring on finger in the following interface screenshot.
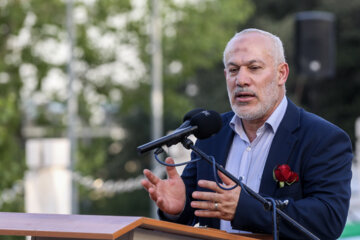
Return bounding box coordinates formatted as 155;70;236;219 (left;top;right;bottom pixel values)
214;202;219;210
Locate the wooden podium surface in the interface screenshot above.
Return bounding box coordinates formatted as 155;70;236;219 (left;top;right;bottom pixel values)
0;212;271;240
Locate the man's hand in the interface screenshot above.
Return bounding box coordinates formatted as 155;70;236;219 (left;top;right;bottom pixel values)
141;157;186;215
191;171;241;221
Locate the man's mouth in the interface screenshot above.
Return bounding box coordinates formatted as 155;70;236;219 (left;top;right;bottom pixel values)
234;91;256;102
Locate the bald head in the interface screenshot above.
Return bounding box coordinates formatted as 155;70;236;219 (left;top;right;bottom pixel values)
223;29;286;67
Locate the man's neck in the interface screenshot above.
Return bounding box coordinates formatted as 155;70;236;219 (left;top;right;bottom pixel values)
242;118;265;142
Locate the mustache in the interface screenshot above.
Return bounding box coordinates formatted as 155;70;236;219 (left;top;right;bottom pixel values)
233;87;256;96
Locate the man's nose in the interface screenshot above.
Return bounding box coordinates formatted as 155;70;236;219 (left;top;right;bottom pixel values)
236;69;251;87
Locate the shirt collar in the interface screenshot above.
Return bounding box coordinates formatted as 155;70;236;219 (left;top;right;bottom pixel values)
230;96;288;135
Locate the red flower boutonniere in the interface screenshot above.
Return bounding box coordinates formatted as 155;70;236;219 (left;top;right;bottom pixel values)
273;164;299;188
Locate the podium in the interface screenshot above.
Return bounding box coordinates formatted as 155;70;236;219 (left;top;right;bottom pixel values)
0;212;271;240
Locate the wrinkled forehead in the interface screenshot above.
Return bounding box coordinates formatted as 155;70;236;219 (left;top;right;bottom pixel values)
224;33;275;65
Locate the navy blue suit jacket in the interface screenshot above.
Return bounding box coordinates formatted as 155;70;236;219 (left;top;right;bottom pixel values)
160;99;352;239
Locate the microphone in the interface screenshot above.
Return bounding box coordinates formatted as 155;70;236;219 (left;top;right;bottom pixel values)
137;109;222;154
178;108;205;129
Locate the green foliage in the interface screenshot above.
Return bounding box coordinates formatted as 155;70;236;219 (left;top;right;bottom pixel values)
0;1;26;213
0;93;24;187
91;0;132;21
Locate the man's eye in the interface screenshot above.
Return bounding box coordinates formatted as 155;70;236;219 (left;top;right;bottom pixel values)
229;68;238;73
249;65;261;70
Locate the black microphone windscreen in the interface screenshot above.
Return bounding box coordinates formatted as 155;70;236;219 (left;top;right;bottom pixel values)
190;110;222;139
183;108;205;122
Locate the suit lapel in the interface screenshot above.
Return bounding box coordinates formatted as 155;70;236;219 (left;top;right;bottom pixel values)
213;112;235;168
259;99;300;196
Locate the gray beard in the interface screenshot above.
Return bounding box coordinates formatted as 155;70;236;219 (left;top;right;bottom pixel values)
229;82;281;121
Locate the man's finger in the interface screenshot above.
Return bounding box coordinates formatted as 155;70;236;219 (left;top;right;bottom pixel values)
197;180;223;193
192;191;219;202
191;200;218;210
148;187;158;202
194;210;221;218
217;170;236;186
143;169;160;185
165;157;180;179
141;179;153;191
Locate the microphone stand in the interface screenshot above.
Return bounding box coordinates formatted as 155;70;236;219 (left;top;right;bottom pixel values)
181;138;320;240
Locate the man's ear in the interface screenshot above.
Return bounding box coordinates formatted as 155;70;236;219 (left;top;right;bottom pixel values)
277;63;289;86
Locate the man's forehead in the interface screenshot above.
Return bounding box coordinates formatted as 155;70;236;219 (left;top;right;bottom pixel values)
225;45;271;62
225;35;274;64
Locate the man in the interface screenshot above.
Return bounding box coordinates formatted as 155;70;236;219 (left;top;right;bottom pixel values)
141;29;353;239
